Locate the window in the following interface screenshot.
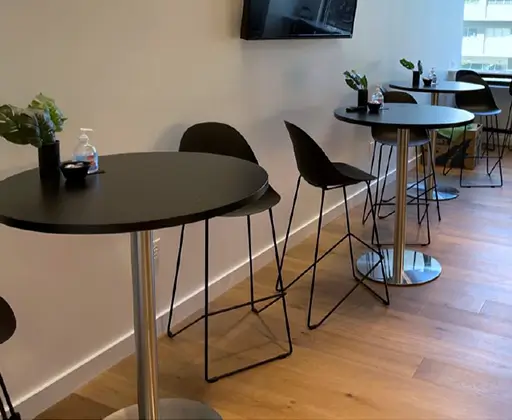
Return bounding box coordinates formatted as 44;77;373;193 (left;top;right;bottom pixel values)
462;0;512;72
488;0;512;4
485;27;512;36
464;27;478;37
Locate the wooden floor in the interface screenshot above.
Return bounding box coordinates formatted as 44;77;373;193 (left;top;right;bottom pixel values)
38;156;512;419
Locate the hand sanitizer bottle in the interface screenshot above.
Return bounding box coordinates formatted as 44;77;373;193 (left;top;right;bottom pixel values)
73;128;98;174
429;68;438;85
373;85;385;108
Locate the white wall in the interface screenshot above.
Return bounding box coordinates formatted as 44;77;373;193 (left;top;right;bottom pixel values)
0;0;463;417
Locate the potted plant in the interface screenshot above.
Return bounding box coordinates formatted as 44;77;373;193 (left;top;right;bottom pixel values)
344;70;369;107
400;59;423;87
0;94;67;180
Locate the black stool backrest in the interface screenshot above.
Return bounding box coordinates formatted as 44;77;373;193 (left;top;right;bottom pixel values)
384;90;417;104
284;121;347;188
0;297;16;345
179;122;258;164
455;70;498;111
0;298;19;420
372;91;427;141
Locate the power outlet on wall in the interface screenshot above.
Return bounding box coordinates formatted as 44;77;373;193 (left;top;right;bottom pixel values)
153;237;161;274
368;140;375;157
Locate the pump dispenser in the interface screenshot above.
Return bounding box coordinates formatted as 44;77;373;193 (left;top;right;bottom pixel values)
73;128;98;173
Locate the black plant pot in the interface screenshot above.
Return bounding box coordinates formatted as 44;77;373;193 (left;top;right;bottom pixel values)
357;89;368;107
38;140;61;180
412;71;420;87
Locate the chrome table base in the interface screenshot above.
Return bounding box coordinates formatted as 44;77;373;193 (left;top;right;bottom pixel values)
104;399;222;420
114;232;221;420
407;182;459;201
372;128;443;287
357;249;442;285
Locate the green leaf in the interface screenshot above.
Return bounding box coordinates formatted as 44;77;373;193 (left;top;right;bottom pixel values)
400;58;415;70
28;93;67;132
361;75;368;89
345;79;359;91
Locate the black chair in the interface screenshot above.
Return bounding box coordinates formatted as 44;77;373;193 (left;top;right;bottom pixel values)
362;91;439;246
0;297;20;420
273;121;389;330
166;122;292;383
455;70;505;188
507;79;512;151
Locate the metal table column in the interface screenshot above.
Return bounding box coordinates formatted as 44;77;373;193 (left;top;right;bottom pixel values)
105;231;222;420
356;128;442;285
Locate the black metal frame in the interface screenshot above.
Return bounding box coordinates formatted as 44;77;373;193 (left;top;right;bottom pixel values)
507;99;512;152
0;374;20;420
167;209;293;383
265;177;389;330
362;143;437;246
456;115;507;188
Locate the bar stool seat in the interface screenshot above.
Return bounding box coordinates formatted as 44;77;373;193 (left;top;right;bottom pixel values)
223;185;280;217
373;135;429;147
332;162;376;184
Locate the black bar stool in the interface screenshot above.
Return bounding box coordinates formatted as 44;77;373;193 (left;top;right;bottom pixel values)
0;297;20;420
274;121;389;330
455;70;505;188
166;122;293;383
507;79;512;151
362;91;439;245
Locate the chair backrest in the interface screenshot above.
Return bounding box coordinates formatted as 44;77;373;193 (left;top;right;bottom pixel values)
372;91;427;141
284;121;344;188
455;70;499;111
0;297;16;345
179;122;258;164
384;90;417;104
509;79;512;97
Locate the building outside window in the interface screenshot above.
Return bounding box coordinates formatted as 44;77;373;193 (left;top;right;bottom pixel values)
462;0;512;72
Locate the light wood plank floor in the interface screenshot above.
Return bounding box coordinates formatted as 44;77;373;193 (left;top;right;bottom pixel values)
38;155;512;419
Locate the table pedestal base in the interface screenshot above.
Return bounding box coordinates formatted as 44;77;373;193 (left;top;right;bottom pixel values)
104;398;222;420
406;182;459;201
357;249;442;286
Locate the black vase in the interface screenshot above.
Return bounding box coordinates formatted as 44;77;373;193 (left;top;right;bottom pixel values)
38;140;61;180
412;71;420;87
357;89;368;107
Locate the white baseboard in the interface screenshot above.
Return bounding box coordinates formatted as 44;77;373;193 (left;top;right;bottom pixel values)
16;161;409;419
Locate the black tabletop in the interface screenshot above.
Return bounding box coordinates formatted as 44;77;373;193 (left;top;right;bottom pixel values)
388;81;484;94
334;103;475;129
0;152;269;235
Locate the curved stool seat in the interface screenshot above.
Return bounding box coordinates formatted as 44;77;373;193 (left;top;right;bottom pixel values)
223;185;280;217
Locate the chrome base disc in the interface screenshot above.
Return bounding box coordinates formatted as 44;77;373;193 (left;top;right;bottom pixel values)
357;249;442;286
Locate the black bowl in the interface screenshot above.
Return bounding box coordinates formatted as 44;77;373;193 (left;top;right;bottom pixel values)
60;161;91;182
367;102;381;114
422;78;433;87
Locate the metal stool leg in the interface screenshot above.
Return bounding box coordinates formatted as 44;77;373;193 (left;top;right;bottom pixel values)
167;224;186;337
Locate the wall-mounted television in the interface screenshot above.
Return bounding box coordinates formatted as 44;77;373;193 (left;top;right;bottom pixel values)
240;0;358;40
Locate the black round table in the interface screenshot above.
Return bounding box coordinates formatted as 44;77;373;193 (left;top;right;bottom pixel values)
389;81;484;201
334;104;474;286
0;152;269;420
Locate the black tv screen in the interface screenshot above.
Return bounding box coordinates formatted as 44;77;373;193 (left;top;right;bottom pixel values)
241;0;358;40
